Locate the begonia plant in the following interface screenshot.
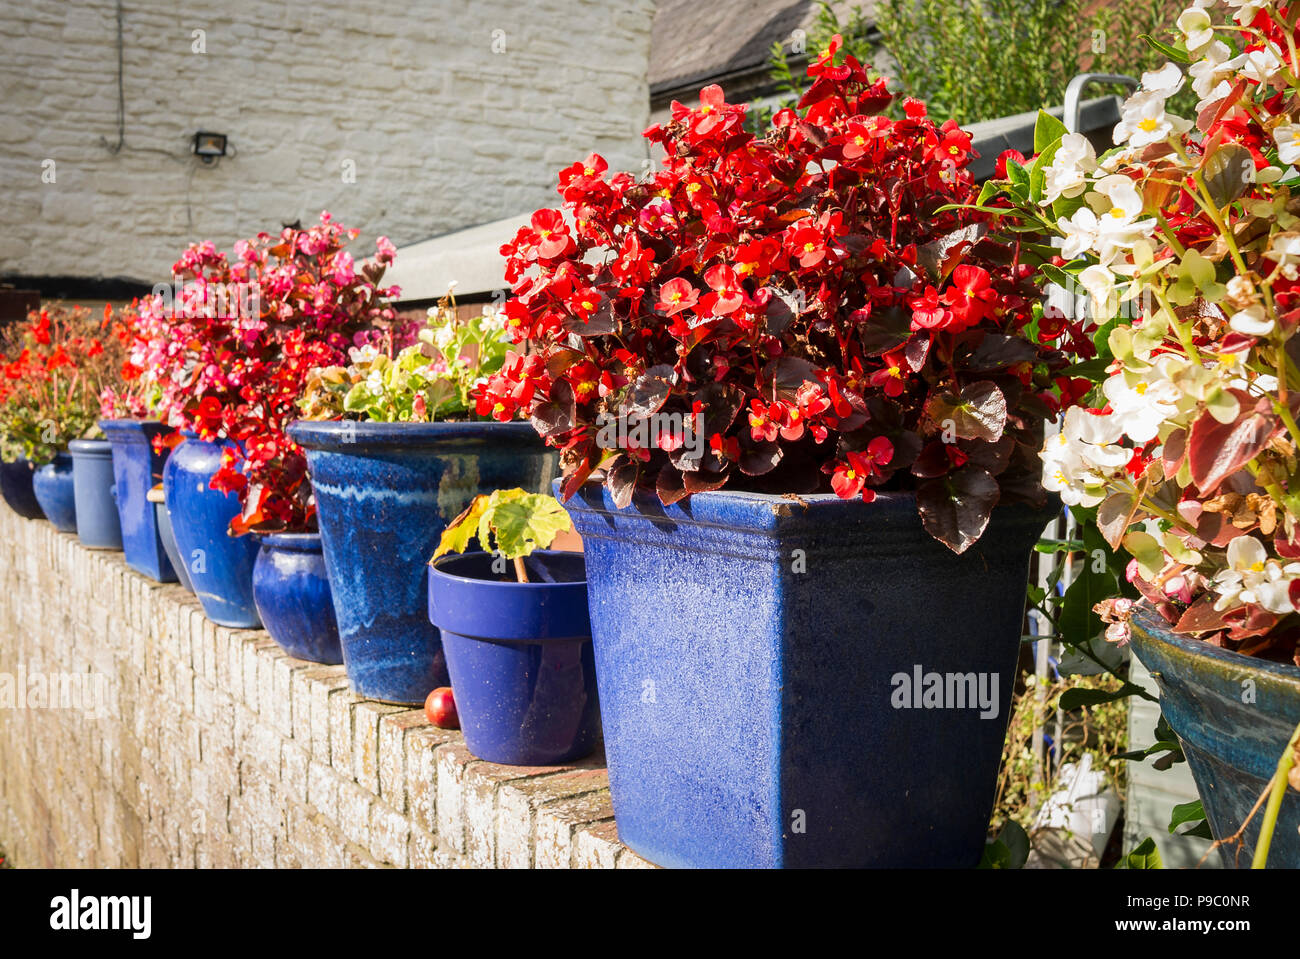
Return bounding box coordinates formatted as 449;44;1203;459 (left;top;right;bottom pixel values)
298;289;509;423
0;303;128;465
986;0;1300;665
125;211;402;534
475;37;1086;552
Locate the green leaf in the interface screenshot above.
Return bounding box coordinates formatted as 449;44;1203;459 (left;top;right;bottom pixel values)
1168;799;1202;831
1141;34;1191;64
432;494;493;560
1058;681;1148;711
978;820;1030;869
1034;109;1068;155
1117;837;1163;869
488;493;573;559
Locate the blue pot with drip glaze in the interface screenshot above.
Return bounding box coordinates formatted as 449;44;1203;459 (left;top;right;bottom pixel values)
163;431;261;628
100;419;175;580
69;438;123;550
32;453;76;533
253;532;342;664
289;420;557;705
1130;605;1300;867
0;457;45;519
561;481;1055;869
428;550;599;765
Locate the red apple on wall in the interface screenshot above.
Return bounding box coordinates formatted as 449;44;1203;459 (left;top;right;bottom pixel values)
424;687;459;729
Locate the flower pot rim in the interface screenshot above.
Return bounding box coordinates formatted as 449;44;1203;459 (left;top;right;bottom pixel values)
68;438;113;454
97;417;165;430
289;418;541;453
429;548;587;588
559;478;1059;535
259;531;323;550
1131;602;1300;689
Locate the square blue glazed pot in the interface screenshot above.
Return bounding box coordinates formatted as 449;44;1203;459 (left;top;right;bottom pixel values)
1129;605;1300;867
562;481;1055;868
290;420;557;705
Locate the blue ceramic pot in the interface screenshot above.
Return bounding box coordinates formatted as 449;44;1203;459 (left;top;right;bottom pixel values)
428;550;599;765
69;438;123;550
163;433;261;628
100;419;175;580
562;482;1055;868
154;497;195;593
1130;606;1300;867
32;453;76;533
253;532;343;665
289;421;557;705
0;457;45;520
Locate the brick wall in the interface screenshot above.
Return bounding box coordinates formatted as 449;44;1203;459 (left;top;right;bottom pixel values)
0;506;653;868
0;0;654;284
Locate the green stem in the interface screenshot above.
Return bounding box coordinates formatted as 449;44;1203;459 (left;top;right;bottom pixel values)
1153;286;1201;365
1252;719;1300;868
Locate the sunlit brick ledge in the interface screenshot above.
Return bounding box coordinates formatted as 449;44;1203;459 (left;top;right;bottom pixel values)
0;506;653;869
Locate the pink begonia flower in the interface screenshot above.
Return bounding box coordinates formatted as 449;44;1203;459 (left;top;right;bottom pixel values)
331;251;355;286
376;236;397;264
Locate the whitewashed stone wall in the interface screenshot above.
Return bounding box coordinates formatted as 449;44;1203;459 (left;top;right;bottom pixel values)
0;506;655;868
0;0;654;284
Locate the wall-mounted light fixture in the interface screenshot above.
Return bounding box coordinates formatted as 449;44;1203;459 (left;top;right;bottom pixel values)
192;131;228;164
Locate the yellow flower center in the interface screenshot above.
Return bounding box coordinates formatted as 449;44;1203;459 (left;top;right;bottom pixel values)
1250;561;1265;572
1135;382;1148;395
1109;207;1127;219
844;469;856;480
1138;117;1159;132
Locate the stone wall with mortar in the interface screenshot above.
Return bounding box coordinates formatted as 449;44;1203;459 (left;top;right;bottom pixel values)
0;0;654;284
0;506;653;868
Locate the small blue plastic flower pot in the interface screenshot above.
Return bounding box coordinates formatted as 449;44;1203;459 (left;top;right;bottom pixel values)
0;457;45;520
1130;606;1300;868
32;453;76;533
100;419;176;580
163;432;261;628
428;550;599;765
253;532;343;665
69;438;123;550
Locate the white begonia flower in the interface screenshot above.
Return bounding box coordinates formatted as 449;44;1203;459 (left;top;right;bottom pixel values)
364;368;385;394
1091;175;1158;261
1212;536;1300;614
433;324;455;349
349;343;379;365
1078;264;1118;318
1042;132;1098;205
1058;207;1101;260
1100;357;1185;444
1228;302;1275;336
1140;61;1186;98
1190;40;1233;99
1040;407;1130;507
1226;1;1267;25
1226;44;1284;82
1270;234;1300;280
1113;91;1194;147
1273;124;1300;165
1177;8;1215;55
